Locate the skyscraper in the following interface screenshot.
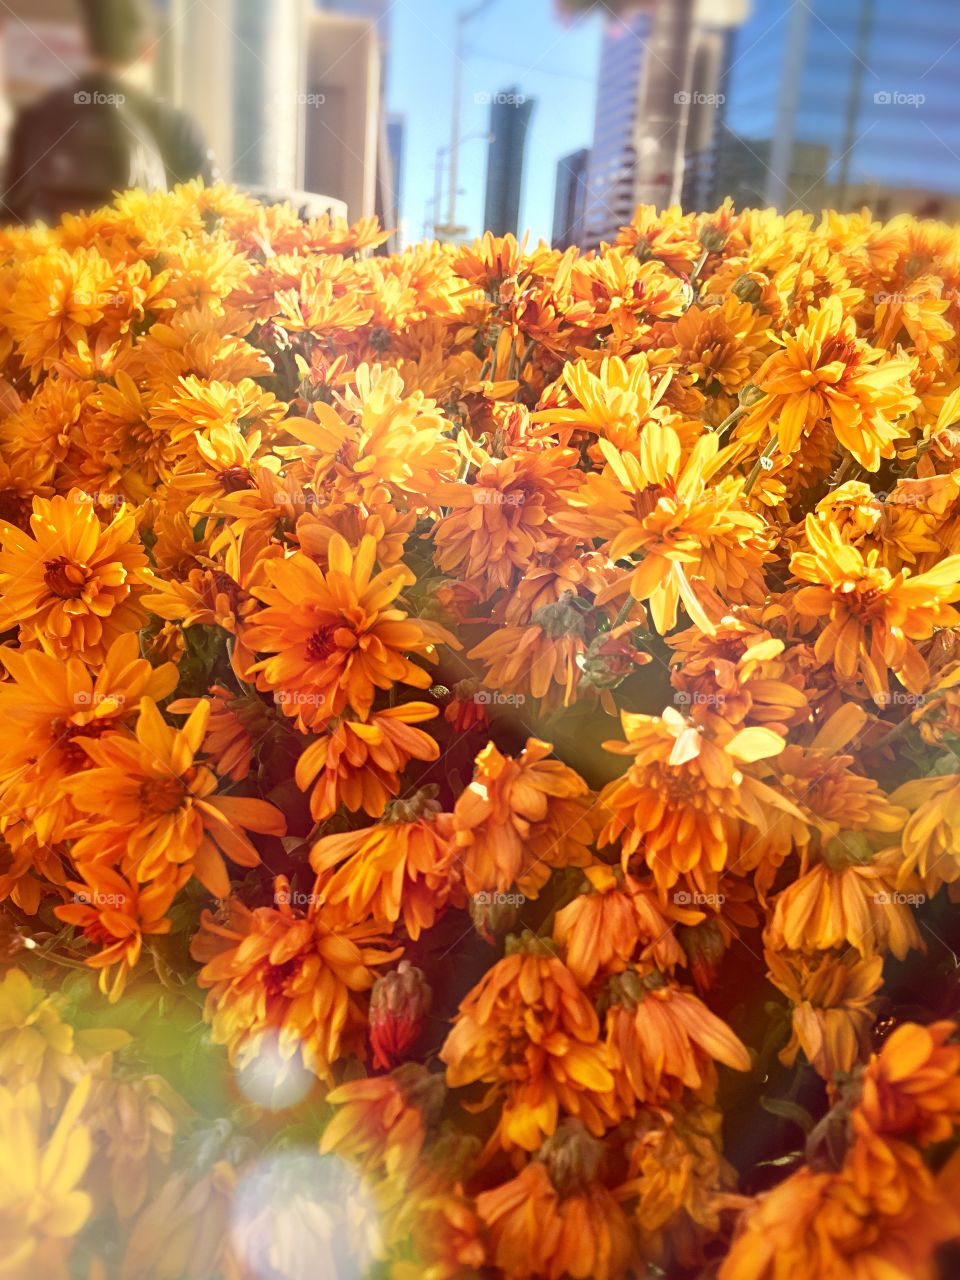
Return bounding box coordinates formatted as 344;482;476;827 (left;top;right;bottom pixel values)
482;89;536;238
552;148;590;249
579;0;746;246
581;5;654;246
717;0;960;217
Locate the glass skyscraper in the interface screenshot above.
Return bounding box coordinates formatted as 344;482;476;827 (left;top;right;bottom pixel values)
718;0;960;216
582;8;654;246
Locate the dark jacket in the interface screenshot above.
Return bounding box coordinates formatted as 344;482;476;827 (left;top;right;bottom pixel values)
3;71;216;224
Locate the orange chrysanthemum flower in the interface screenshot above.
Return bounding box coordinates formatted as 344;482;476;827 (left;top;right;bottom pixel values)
310;789;461;939
191;877;400;1083
243;534;452;727
602;969;751;1111
791;515;960;703
431;446;578;596
766;949;883;1080
743;295;918;470
441;935;615;1151
553;864;687;985
294;702;441;821
855;1020;960;1147
0;492;151;662
0;632;177;843
556;429;770;634
765;843;922;961
62;698;286;899
451;737;595;898
476;1122;634;1280
55;864;188;1001
597;709;802;898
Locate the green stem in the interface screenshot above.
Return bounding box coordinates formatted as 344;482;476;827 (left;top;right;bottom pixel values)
715;404;749;440
744;436;779;496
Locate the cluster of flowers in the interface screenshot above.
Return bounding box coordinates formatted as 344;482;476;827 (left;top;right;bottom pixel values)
1;183;960;1277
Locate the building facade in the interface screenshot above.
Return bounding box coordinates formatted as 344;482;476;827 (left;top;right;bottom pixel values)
483;89;536;238
717;0;960;217
552;147;590;249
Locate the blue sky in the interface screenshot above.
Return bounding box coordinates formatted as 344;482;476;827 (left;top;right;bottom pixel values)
383;0;603;244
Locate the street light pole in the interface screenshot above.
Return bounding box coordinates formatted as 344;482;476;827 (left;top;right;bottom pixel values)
435;133;494;239
447;0;496;239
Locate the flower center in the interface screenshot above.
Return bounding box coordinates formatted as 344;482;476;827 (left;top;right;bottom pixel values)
216;465;256;493
43;557;88;599
138;776;186;816
264;957;303;997
305;624;338;662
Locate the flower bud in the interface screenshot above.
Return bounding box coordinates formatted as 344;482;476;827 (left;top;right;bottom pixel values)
538;1119;604;1195
369;961;431;1069
680;918;726;993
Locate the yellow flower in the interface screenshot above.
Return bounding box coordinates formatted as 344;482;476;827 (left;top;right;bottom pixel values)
0;1075;93;1279
791;514;960;702
743;295;918;470
0;970;129;1105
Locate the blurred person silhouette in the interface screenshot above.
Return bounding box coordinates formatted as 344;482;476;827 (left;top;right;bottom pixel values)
3;0;216;224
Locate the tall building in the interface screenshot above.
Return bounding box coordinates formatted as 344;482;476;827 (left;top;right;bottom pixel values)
580;0;745;245
314;0;397;238
552;148;590;249
581;5;654;246
386;113;406;238
483;89;536;238
717;0;960;217
303;10;381;219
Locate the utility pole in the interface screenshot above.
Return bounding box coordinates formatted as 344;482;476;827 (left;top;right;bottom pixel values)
444;0;496;239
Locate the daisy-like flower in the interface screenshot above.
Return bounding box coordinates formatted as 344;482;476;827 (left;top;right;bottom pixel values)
310;788;460;939
668;294;771;396
791;515;960;703
531;354;679;458
602;968;751;1112
617;1102;738;1268
855;1020;960;1147
0;1075;94;1280
451;737;595;898
766;949;883;1080
284;363;460;508
54;864;189;1001
243;534;453;727
190;878;400;1083
441;934;616;1152
83;1073;190;1221
0;633;178;843
597;708;803;899
719;1157;954;1280
742;294;918;470
555;429;770;635
892;772;960;892
553;864;688;985
0;492;152;663
0;969;129;1106
614;202;702;271
476;1122;635;1280
295;703;441;821
765;842;922;961
319;1063;444;1182
431;445;578;596
61;698;286;899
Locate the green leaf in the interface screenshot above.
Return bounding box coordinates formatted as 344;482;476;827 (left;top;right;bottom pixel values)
760;1096;816;1134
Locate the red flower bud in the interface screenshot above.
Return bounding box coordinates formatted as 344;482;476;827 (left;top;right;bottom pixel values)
369;961;431;1069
